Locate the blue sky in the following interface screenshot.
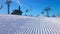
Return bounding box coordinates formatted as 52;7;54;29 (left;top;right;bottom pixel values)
0;0;60;16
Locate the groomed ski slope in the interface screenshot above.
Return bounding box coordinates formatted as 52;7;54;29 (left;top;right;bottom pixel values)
0;15;60;34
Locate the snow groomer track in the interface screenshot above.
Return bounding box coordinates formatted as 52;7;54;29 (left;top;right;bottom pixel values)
0;15;60;34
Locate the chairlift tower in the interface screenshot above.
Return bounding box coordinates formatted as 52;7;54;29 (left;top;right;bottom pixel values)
6;0;12;14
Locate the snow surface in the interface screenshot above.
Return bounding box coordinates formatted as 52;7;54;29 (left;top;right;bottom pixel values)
0;15;60;34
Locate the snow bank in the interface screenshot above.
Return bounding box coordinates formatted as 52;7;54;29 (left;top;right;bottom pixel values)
0;15;60;34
